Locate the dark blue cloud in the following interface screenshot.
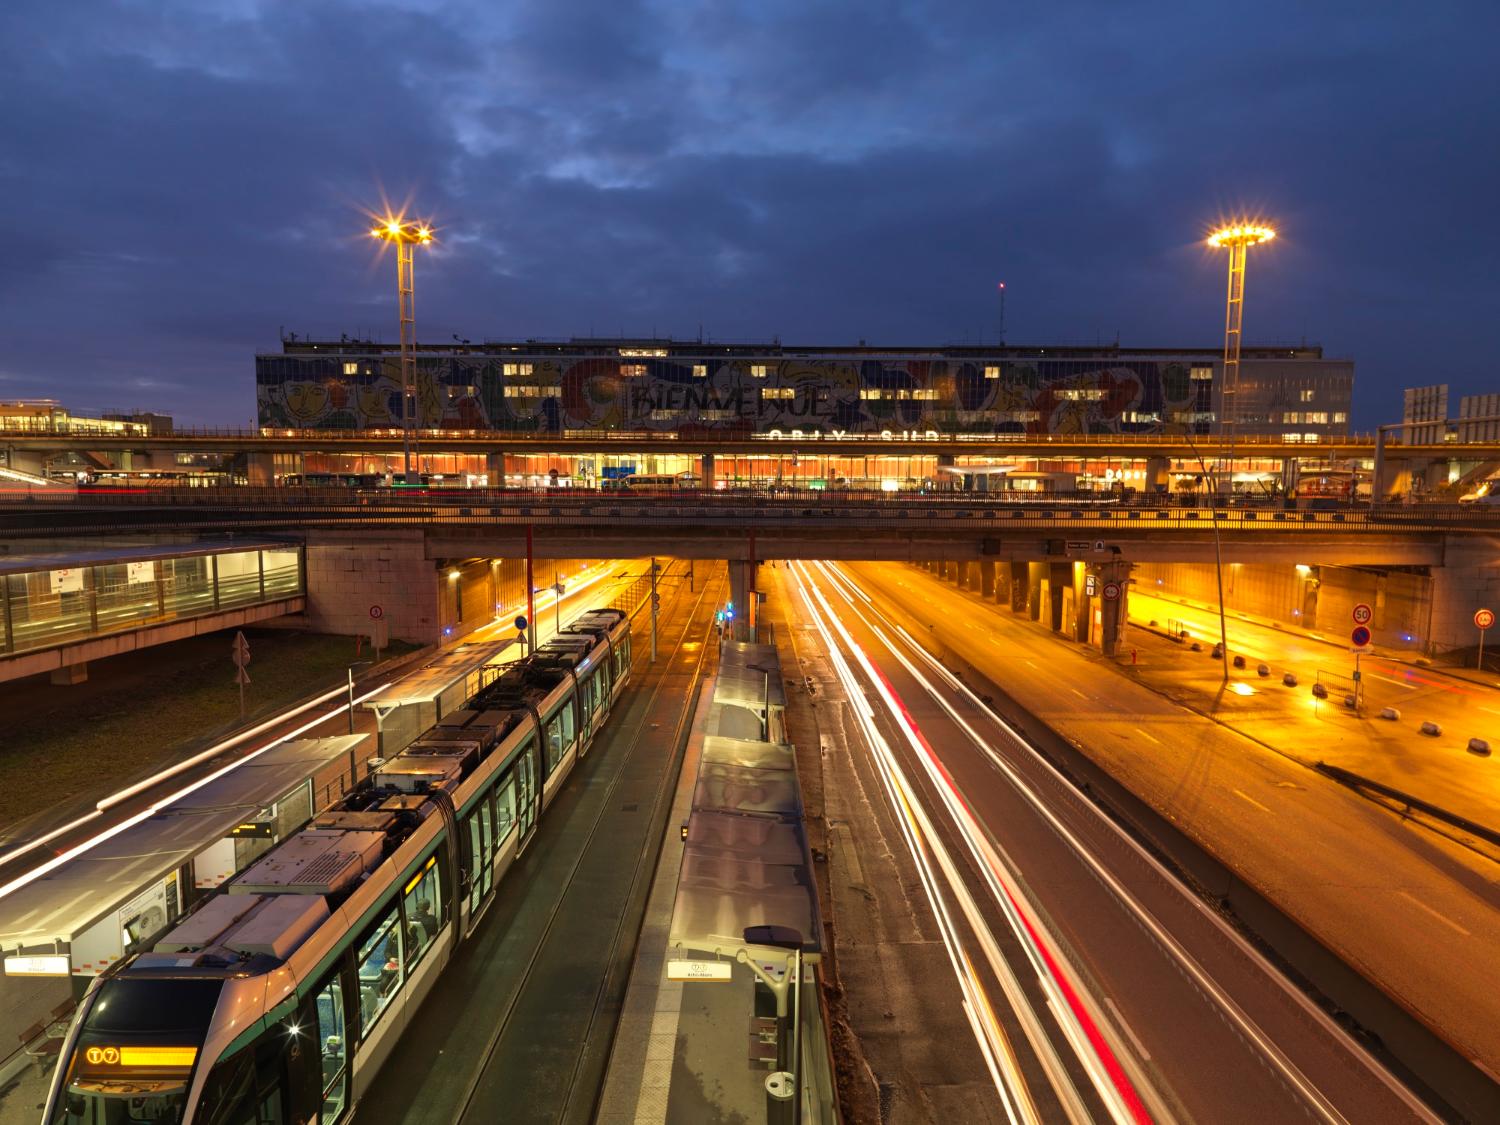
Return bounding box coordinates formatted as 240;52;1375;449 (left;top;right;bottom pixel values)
0;0;1495;425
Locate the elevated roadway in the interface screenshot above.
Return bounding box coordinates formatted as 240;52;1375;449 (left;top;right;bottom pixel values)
3;492;1494;567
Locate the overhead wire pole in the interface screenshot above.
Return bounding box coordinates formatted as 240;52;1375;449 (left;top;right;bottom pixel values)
370;215;434;485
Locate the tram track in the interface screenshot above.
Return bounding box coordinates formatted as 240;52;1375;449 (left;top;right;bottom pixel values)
436;566;720;1125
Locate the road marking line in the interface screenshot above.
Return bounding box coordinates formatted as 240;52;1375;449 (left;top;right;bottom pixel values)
1104;997;1152;1062
1134;729;1161;745
1232;788;1272;814
1482;707;1500;717
1398;891;1470;937
1369;673;1415;689
1070;688;1087;700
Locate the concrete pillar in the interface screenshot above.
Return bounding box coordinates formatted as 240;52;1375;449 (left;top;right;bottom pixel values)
50;662;88;686
979;560;996;598
1075;569;1094;643
1145;457;1170;495
486;452;507;488
1048;562;1070;632
1009;565;1028;614
701;454;716;492
729;559;757;643
937;453;957;491
1098;560;1132;656
1026;561;1046;621
245;453;275;487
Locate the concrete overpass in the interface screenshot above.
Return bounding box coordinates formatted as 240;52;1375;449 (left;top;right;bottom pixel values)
2;492;1495;665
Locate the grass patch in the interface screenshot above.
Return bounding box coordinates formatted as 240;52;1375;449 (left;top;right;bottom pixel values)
0;627;416;833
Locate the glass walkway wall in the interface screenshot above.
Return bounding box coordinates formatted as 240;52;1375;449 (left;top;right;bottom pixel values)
0;544;303;656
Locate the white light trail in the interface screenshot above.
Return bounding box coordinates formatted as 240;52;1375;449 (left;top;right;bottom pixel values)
819;561;1436;1124
0;681;394;904
796;562;1146;1124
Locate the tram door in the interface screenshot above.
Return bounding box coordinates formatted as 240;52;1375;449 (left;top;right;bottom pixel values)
467;796;494;919
516;741;538;850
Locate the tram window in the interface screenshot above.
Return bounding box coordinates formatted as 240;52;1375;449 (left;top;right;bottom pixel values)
544;703;575;774
495;775;516;838
355;909;403;1035
312;977;347;1123
402;855;443;967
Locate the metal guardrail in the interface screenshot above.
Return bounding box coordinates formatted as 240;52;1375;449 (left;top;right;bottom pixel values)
1314;762;1500;849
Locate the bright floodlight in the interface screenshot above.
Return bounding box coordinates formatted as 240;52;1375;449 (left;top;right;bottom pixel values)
1207;223;1275;248
370;216;434;244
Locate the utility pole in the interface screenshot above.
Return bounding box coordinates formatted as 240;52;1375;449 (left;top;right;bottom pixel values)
997;281;1007;345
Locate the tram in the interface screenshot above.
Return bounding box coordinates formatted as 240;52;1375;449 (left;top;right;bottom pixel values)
42;608;632;1125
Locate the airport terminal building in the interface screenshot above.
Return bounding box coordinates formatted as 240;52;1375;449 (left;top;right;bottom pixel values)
256;338;1353;442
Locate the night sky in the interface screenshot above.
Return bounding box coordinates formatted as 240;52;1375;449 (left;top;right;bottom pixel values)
2;0;1495;427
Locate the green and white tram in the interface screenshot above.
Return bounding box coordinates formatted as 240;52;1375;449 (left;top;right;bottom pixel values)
43;608;631;1125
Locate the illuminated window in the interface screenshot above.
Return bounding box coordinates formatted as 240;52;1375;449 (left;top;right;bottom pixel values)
860;388;883;400
984;365;1000;379
504;385;558;398
1282;412;1301;424
911;389;939;401
1057;389;1106;401
342;362;359;376
750;364;769;378
1333;412;1347;424
761;387;795;400
1300;389;1315;403
620;364;647;378
503;363;533;377
1190;366;1214;381
619;347;667;357
1305;412;1328;424
1282;432;1304;442
692;364;707;378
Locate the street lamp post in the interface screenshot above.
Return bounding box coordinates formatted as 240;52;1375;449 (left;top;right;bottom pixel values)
370;217;434;485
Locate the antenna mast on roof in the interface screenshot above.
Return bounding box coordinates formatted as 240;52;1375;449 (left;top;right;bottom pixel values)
997;281;1007;346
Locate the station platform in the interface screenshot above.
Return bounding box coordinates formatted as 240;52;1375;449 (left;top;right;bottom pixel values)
0;539;303;684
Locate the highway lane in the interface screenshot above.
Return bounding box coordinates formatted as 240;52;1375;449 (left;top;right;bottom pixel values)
783;561;1437;1124
841;560;1500;1106
1123;588;1500;827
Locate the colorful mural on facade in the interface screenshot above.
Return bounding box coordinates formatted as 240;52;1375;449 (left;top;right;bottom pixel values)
255;352;1213;436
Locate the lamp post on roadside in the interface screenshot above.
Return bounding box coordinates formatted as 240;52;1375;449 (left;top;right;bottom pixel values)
369;215;435;484
347;661;373;735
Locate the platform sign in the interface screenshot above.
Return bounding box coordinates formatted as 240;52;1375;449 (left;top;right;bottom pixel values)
1102;581;1122;601
667;959;733;982
1066;540;1090;551
1352;603;1373;626
1350;625;1371;648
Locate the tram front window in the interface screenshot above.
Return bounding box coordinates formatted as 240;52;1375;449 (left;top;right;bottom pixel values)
48;978;223;1125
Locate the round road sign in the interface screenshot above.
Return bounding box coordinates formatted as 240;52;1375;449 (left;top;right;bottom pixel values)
1477;608;1496;630
1352;603;1373;626
514;615;528;632
1102;581;1122;601
369;605;384;620
1351;625;1372;647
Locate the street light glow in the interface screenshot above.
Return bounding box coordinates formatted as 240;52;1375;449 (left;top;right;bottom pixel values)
1208;223;1276;248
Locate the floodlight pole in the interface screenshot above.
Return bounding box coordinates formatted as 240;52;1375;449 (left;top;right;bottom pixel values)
1219;239;1247;497
397;239;419;484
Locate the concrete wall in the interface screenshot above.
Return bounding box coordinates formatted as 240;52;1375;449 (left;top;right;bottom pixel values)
304;531;440;644
1132;560;1433;653
1431;535;1500;654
